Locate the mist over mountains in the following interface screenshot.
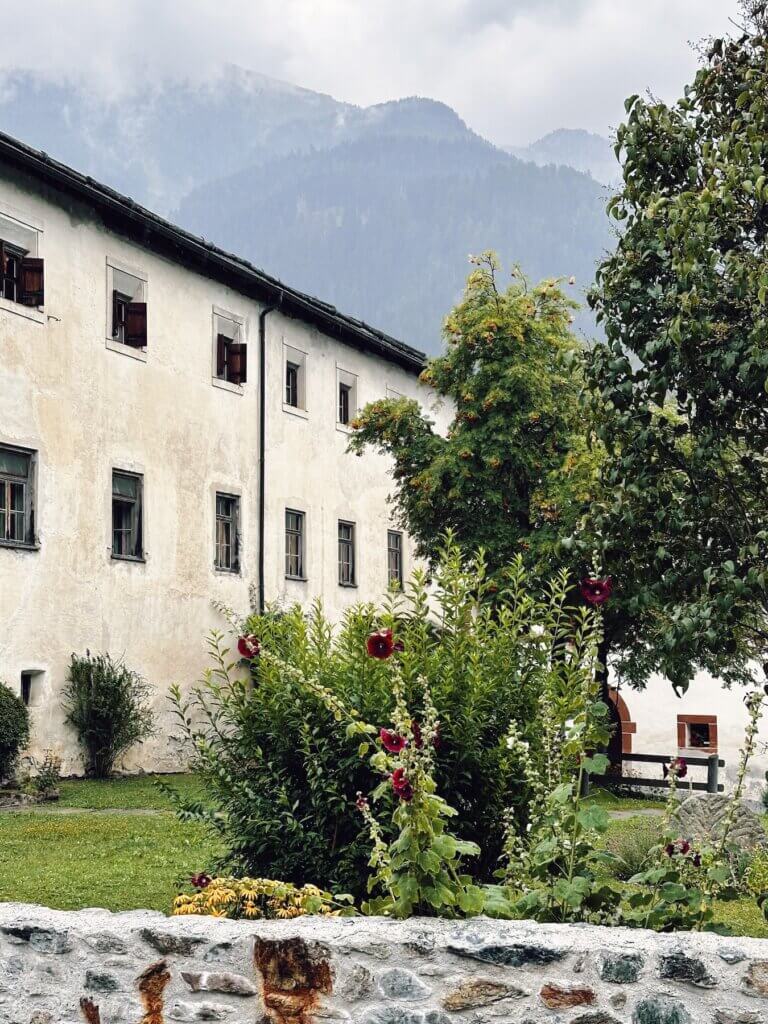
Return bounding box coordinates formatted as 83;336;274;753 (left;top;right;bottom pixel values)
0;67;616;352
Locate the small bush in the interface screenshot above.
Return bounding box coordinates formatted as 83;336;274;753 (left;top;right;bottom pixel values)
173;876;349;919
603;819;659;880
62;652;155;778
31;750;62;797
0;683;30;783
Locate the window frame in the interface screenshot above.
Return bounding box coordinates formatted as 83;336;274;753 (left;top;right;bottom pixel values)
338;519;356;587
387;530;403;587
283;343;308;415
105;258;148;360
212;307;247;391
111;469;144;562
677;714;718;752
214;491;241;573
0;443;36;550
285;361;300;407
285;508;306;580
0;209;44;319
336;367;358;430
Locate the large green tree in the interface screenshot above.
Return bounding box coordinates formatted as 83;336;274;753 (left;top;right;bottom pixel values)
349;252;597;578
585;0;768;692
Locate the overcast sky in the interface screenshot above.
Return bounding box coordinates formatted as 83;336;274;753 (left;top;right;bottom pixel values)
0;0;743;145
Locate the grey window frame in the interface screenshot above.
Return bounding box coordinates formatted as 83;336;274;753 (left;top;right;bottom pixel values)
285;361;300;407
285;509;306;579
214;492;240;573
338;382;351;425
387;530;403;587
338;520;356;587
111;469;144;561
0;443;36;549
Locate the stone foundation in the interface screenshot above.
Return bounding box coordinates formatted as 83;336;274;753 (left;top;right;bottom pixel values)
2;903;768;1023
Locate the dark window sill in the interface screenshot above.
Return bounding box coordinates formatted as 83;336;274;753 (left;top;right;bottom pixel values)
285;575;308;582
0;539;39;552
111;553;146;564
338;581;358;588
215;566;241;575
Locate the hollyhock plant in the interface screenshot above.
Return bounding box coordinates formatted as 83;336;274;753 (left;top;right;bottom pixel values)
380;728;407;754
367;628;395;660
579;577;613;606
237;634;261;660
190;872;212;889
391;767;414;802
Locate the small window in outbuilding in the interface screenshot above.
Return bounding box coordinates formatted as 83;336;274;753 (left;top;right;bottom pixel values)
677;714;718;752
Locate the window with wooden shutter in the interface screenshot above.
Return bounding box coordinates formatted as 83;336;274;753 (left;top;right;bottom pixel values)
124;302;147;349
19;258;44;307
228;342;247;385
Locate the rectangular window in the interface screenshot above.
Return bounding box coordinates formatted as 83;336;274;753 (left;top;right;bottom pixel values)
336;368;358;426
338;520;356;586
214;313;247;386
110;266;147;349
677;714;718;752
0;214;43;307
20;671;33;707
112;470;143;560
387;530;403;587
215;493;240;572
339;383;351;425
285;509;305;579
0;444;35;547
286;361;299;407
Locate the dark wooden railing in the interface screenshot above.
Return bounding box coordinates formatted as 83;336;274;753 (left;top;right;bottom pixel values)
580;752;724;797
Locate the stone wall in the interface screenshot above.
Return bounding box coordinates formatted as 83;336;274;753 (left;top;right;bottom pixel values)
1;903;768;1024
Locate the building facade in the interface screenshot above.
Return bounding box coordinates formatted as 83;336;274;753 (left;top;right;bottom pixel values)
0;131;446;774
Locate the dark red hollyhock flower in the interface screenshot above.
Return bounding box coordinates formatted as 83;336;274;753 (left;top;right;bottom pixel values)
190;873;212;889
237;634;261;660
355;791;369;812
380;728;407;754
691;852;702;868
391;767;414;802
367;629;395;660
394;639;405;652
579;577;613;606
663;756;688;780
664;838;691;858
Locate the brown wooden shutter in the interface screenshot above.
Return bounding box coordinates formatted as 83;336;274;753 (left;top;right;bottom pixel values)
229;343;247;385
216;333;228;378
124;302;147;348
19;258;44;307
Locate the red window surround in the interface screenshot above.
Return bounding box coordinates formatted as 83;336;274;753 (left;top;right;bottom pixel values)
677;714;718;753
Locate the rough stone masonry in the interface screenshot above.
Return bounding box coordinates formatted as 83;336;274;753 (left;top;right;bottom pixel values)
2;904;768;1024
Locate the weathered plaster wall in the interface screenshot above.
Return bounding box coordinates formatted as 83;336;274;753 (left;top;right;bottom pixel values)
1;904;767;1023
0;164;447;774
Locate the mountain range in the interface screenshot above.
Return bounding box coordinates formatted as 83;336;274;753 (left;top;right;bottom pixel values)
0;67;617;352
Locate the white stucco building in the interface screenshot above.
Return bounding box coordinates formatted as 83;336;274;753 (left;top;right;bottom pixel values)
0;130;448;773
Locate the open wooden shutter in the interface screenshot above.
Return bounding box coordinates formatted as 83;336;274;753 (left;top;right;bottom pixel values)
216;334;228;378
19;258;44;307
229;343;247;385
124;302;147;348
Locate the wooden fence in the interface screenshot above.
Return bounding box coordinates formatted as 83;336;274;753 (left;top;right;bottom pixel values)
580;751;724;797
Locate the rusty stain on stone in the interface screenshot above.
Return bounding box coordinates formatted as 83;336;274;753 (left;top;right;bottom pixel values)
80;997;102;1024
138;959;171;1024
540;982;596;1009
255;937;333;1024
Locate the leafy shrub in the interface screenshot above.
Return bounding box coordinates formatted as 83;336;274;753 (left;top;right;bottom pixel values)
63;652;155;777
31;750;62;797
603;819;659;881
0;683;30;783
170;543;563;898
173;876;349;919
746;849;768;903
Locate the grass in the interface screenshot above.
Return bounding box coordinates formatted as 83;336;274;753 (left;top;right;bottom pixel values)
57;772;205;809
0;812;221;913
0;774;219;914
584;789;666;812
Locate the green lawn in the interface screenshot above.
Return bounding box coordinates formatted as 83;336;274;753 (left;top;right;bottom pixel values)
57;772;205;809
585;789;666;812
0;774;220;914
